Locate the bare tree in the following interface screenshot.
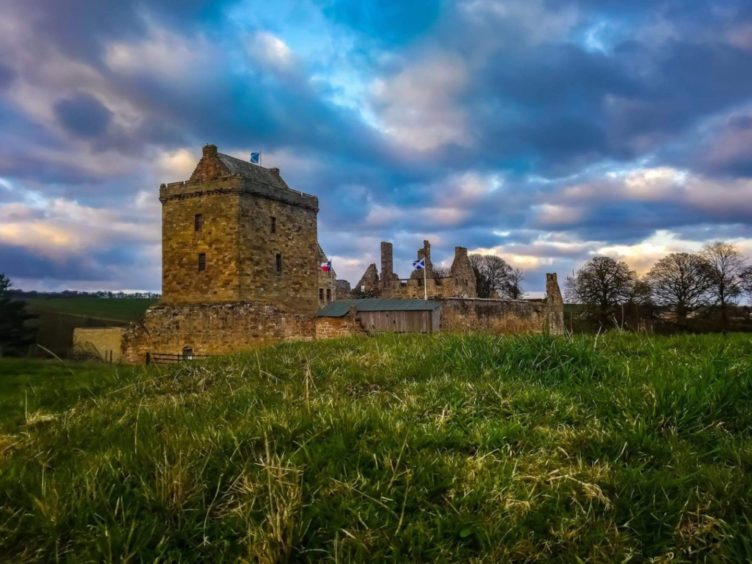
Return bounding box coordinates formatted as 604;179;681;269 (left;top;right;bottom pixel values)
433;265;451;278
506;268;525;299
468;254;523;299
741;266;752;302
646;252;713;322
702;242;745;330
566;256;635;326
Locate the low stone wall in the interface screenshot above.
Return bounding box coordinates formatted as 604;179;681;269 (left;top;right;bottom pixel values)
122;302;315;363
440;298;558;335
315;313;366;339
73;327;125;362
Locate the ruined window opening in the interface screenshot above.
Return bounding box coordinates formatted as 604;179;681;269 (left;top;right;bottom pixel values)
270;216;276;233
275;253;282;273
319;288;324;301
194;214;203;232
326;288;332;302
182;346;194;360
198;253;206;271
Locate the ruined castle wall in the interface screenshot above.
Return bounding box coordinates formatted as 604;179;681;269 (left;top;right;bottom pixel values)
318;268;336;307
440;298;550;334
161;183;242;304
121;303;314;363
237;190;319;314
545;273;565;336
315;313;367;339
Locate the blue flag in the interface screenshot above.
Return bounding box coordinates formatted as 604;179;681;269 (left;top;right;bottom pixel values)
412;258;425;270
250;152;260;164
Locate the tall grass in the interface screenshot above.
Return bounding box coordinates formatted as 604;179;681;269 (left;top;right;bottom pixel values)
1;333;751;561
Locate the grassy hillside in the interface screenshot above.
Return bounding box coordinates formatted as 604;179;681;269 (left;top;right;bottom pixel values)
25;297;157;322
1;334;751;561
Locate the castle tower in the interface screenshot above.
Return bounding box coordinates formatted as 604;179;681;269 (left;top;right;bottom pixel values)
159;144;319;313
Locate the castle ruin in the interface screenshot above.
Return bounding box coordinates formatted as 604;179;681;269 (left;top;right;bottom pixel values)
74;144;564;363
355;240;477;299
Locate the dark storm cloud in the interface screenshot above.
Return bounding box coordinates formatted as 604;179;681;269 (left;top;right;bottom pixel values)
23;0;229;62
54;93;113;139
446;13;752;175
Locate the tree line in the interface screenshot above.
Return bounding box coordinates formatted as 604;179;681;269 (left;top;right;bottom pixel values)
566;242;752;331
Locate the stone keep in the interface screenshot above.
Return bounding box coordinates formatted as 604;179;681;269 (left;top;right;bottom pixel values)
160;144;319;313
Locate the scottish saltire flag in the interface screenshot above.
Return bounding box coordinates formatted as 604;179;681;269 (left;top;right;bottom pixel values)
412;258;425;270
320;260;332;272
250;152;260;164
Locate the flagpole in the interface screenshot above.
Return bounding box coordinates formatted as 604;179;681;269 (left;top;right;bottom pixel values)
423;261;427;300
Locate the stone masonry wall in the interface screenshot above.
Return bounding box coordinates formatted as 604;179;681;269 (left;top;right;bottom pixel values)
440;299;549;334
358;241;477;300
315;312;367;339
161;185;242;304
122;303;314;363
546;273;565;335
237;191;319;314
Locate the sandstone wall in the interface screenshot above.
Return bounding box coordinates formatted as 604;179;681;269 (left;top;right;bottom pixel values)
440;299;549;334
161;184;242;304
73;327;124;362
122;303;314;363
315;313;366;339
237;191;319;314
545;273;565;335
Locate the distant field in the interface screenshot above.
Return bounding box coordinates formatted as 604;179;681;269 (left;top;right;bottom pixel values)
24;297;157;322
1;333;751;561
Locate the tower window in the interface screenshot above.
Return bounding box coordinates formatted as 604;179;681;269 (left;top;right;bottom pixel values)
275;253;282;273
194;214;203;232
319;288;324;301
326;288;332;302
198;253;206;271
270;216;276;233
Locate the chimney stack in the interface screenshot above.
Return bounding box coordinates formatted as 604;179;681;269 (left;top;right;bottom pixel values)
380;241;394;288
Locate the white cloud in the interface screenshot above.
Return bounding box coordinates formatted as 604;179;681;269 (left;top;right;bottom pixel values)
369;53;470;151
248;31;295;71
0;192;158;260
156;148;198;181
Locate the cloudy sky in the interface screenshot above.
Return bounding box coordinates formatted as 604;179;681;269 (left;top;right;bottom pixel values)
2;0;752;294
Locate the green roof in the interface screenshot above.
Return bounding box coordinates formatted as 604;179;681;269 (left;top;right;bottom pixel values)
318;299;440;317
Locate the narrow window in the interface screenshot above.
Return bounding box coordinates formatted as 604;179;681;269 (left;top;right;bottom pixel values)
319;288;324;301
270;216;276;233
194;214;203;232
198;253;206;271
326;288;332;302
275;253;282;273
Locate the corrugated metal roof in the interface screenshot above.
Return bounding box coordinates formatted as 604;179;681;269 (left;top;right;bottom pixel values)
318;298;440;317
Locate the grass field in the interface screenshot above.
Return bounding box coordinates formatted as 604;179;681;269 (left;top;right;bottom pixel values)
1;333;751;561
24;297;157;322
